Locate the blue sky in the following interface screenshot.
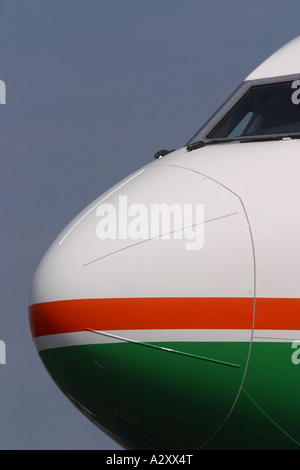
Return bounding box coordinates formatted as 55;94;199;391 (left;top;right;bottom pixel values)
1;0;299;449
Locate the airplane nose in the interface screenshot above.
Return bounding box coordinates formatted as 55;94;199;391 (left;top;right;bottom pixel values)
29;163;255;449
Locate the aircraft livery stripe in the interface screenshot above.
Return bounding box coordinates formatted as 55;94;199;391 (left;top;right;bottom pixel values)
33;328;300;352
29;297;254;338
28;297;300;339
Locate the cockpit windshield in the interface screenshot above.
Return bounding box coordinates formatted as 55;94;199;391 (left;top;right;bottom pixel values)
207;81;300;139
187;77;300;149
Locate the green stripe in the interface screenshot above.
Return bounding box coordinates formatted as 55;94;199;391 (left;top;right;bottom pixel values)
38;341;300;449
242;388;300;448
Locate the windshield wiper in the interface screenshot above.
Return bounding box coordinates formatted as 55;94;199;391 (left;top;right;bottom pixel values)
238;133;300;143
186;138;237;151
186;133;300;151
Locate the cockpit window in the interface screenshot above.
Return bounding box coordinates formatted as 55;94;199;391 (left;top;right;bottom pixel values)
206;82;300;139
206;81;300;139
186;77;300;150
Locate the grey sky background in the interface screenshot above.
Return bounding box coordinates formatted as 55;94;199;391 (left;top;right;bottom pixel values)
1;0;299;450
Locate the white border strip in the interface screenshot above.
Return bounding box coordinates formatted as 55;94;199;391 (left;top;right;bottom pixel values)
33;329;300;352
34;329;253;352
253;330;300;342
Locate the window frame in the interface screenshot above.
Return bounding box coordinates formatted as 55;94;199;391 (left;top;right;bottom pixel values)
186;73;300;146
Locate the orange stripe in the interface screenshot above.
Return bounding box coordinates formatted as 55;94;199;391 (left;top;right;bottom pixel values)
254;297;300;330
28;297;300;339
29;297;254;338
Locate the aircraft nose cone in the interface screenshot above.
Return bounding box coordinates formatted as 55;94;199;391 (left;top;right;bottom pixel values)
29;163;255;449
